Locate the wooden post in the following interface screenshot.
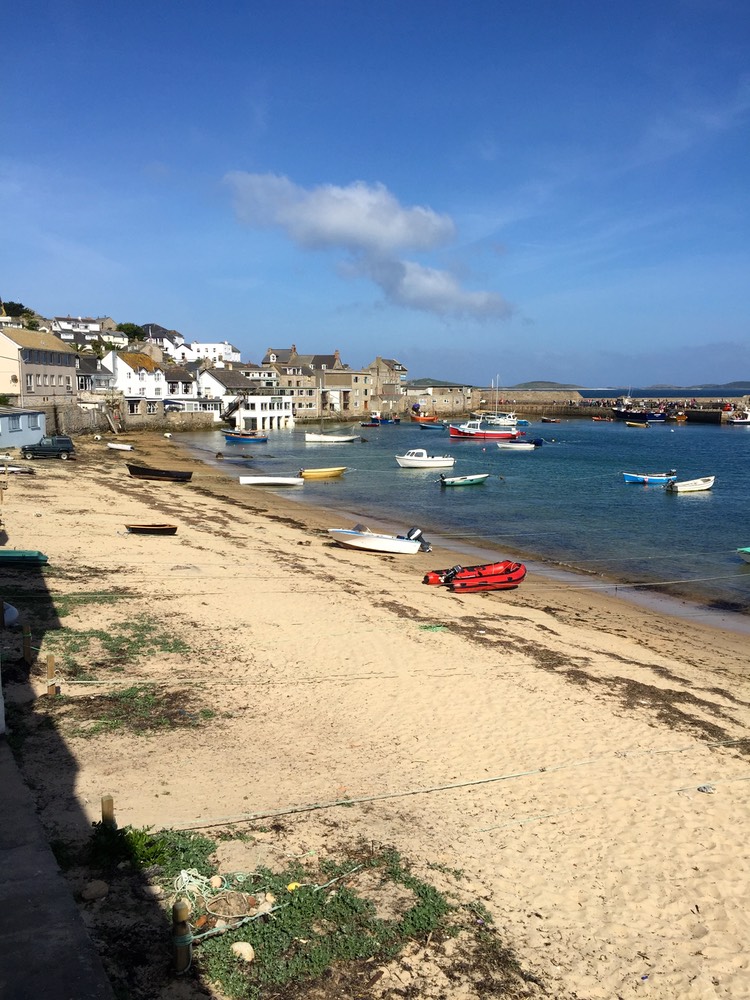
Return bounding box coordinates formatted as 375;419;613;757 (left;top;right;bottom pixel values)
22;625;32;665
101;794;116;829
172;899;192;974
46;653;56;696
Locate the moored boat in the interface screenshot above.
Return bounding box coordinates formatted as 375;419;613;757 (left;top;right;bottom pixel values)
423;559;526;591
328;524;431;554
126;463;193;482
448;420;521;441
411;414;439;423
305;432;361;443
622;470;677;484
665;475;715;493
125;524;178;535
298;466;347;479
540;416;560;423
439;472;490;487
497;440;537;451
626;421;650;428
395;449;455;469
224;431;269;444
727;409;750;425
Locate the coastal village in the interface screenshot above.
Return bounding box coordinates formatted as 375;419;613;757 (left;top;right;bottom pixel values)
1;309;748;444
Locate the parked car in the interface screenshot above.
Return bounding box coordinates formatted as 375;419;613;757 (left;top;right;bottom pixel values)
21;435;76;460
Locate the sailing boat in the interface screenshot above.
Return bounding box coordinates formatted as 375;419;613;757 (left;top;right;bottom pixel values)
480;376;518;427
305;379;361;443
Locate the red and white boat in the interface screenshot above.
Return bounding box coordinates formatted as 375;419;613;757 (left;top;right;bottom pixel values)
448;420;521;441
423;559;527;592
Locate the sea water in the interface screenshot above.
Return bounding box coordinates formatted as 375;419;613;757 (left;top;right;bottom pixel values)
181;418;750;616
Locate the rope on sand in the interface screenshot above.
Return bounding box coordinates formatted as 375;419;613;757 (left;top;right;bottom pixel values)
164;736;750;833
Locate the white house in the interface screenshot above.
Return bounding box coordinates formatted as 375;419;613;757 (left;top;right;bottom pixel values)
197;367;294;430
176;340;242;365
102;350;170;416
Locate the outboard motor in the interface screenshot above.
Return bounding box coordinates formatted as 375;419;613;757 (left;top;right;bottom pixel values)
405;526;432;553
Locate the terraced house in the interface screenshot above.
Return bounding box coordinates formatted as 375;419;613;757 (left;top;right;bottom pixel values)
0;328;78;406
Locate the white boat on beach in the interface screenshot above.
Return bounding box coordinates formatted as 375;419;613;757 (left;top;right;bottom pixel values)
665;475;715;493
239;476;304;487
107;442;134;451
395;448;455;469
328;524;431;554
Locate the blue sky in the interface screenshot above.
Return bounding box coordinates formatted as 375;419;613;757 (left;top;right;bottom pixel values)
2;0;748;387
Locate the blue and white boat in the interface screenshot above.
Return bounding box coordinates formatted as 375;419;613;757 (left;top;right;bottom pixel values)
622;470;677;484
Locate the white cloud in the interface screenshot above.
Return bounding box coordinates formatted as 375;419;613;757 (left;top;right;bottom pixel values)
365;257;512;319
224;171;510;320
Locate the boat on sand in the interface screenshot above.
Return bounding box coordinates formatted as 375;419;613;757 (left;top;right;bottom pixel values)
423;559;526;592
328;524;431;554
239;476;304;487
126;463;193;482
125;524;178;535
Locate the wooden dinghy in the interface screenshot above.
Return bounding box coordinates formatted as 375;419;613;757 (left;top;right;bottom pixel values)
125;524;178;535
126;463;193;482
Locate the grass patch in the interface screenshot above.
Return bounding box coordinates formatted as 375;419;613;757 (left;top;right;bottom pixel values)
66;683;216;737
44;618;190;678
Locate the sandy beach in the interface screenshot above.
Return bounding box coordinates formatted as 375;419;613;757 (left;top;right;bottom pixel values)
3;431;750;999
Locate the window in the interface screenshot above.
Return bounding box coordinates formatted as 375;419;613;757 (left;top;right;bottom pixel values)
154;388;161;396
9;415;20;431
43;374;49;386
66;376;72;389
139;387;146;396
26;374;34;391
29;415;40;429
147;402;157;414
58;375;64;386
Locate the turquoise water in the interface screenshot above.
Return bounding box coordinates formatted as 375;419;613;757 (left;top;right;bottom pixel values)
181;418;750;615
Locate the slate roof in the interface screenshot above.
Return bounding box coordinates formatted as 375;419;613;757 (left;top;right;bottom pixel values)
202;369;254;390
1;329;77;353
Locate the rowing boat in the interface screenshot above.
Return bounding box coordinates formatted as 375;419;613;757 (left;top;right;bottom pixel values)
125;524;178;535
298;466;347;480
439;473;490;487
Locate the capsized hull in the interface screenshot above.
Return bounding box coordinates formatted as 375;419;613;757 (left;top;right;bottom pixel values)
239;476;304;487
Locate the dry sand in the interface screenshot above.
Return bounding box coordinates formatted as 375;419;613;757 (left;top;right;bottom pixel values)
3;431;750;999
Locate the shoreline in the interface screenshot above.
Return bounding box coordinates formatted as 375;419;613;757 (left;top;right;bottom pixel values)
194;433;750;634
4;430;750;999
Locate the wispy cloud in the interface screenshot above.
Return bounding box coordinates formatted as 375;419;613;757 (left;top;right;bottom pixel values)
224;172;511;319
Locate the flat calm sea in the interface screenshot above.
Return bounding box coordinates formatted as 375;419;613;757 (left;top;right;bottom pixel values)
181;416;750;618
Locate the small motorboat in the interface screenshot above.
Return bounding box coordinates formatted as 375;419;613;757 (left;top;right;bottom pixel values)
239;476;304;487
298;466;347;480
622;470;677;484
107;441;134;451
328;524;431;554
737;547;750;564
423;559;526;591
448;420;520;440
665;476;715;493
540;416;560;423
727;410;750;425
125;524;178;535
439;473;490;487
305;432;361;443
360;421;379;428
396;449;455;469
419;422;446;430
